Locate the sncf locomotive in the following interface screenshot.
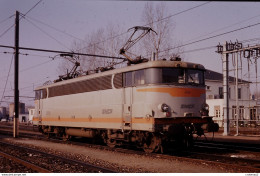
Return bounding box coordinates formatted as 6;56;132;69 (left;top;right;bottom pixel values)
33;59;218;153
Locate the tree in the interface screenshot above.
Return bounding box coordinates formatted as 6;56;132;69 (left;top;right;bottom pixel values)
58;2;183;76
141;2;182;60
57;24;126;76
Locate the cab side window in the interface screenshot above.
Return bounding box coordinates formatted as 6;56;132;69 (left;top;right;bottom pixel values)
35;90;41;100
35;89;47;100
124;71;133;87
134;69;145;85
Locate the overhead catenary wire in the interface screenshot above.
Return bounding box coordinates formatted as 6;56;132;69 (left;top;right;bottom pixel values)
0;24;15;39
144;1;211;27
0;0;43;39
23;0;43;16
186;12;260;43
23;15;119;56
19;59;54;74
1;34;259;63
6;2;212;57
0;44;126;60
0;15;15;25
25;15;85;42
0;54;14;106
0;51;56;59
78;2;212;52
158;37;260;59
23;17;72;51
158;21;260;55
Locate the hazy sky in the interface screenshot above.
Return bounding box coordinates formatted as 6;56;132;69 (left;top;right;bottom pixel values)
0;1;260;107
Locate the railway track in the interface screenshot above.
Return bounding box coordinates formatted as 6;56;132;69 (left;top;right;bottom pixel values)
113;143;260;173
0;150;50;173
0;139;115;173
194;140;260;152
181;140;260;172
0;124;259;172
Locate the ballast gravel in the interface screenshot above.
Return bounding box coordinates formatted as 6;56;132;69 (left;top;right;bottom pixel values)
1;137;237;173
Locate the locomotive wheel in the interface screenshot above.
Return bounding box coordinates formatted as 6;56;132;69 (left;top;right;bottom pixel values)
44;133;50;139
183;125;194;149
62;134;71;141
106;130;117;148
182;136;192;149
106;138;117;148
143;133;162;153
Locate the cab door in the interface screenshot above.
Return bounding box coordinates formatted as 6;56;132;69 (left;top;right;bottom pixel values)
34;89;45;124
122;72;133;130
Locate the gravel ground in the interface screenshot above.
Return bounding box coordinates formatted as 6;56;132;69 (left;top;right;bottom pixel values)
0;155;36;173
1;137;235;173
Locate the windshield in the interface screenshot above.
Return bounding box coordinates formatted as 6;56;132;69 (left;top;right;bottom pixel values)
186;69;204;85
145;68;204;85
123;67;205;87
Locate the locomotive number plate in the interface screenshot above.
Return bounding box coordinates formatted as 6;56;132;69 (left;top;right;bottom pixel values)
102;109;113;114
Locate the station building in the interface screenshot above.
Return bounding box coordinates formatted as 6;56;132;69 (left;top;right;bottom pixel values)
205;70;260;127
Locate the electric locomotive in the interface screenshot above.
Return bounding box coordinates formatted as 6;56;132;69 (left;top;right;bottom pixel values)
33;59;218;153
33;26;218;153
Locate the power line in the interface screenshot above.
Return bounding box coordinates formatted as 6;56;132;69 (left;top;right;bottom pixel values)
0;24;15;39
25;15;84;42
24;15;125;54
144;1;211;27
78;31;129;53
240;37;260;44
0;51;56;59
157;37;260;58
20;59;54;73
181;46;215;54
0;54;14;106
4;2;211;55
0;44;126;60
24;16;120;56
159;21;260;54
0;0;43;39
23;0;43;16
0;15;15;25
24;15;128;53
78;2;212;52
186;13;260;43
23;17;71;50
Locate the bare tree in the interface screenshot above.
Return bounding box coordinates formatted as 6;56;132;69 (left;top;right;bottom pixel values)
58;24;126;76
58;2;183;76
141;2;182;60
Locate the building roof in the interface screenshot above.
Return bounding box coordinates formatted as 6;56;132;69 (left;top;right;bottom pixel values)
205;69;250;83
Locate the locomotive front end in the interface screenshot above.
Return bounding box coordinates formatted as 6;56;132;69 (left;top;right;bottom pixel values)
132;61;218;151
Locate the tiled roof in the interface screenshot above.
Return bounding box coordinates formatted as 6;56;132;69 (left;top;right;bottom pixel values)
205;69;250;83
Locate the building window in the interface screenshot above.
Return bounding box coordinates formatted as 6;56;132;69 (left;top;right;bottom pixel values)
232;106;236;120
250;108;256;120
238;88;241;99
232;106;244;120
219;87;223;99
214;106;220;118
239;106;244;120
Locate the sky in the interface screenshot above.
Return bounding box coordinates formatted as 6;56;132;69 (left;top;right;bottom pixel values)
0;1;260;107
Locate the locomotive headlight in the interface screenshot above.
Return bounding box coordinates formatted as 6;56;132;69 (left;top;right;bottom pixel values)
202;103;209;110
200;103;209;116
159;103;170;112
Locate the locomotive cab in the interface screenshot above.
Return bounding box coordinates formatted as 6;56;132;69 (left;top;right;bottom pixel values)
117;60;217;151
